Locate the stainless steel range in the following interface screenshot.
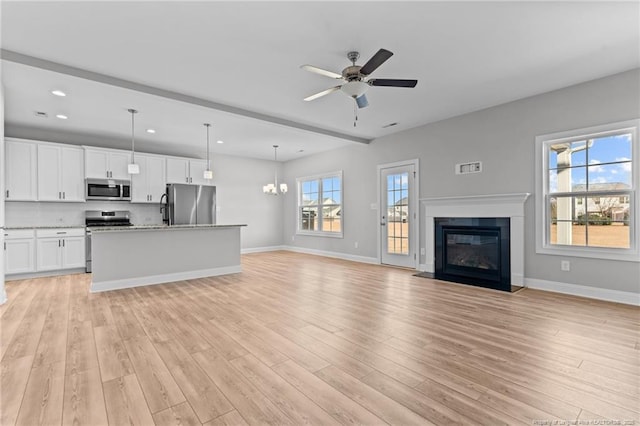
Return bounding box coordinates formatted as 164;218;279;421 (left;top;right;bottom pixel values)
85;210;132;272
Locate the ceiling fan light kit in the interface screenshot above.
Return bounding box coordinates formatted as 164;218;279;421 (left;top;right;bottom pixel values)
301;48;418;125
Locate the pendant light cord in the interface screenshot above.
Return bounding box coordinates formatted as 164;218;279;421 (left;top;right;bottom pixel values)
128;108;138;163
205;123;211;170
273;145;278;187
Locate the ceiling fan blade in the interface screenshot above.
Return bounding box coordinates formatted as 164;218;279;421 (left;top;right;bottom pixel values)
369;79;418;88
359;48;393;76
355;94;369;109
300;65;343;79
304;86;342;102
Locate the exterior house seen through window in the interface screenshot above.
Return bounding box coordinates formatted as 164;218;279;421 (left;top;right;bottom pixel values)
536;119;639;262
297;172;343;237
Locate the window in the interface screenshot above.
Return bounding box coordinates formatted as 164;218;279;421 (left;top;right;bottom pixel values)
536;119;639;262
297;171;343;237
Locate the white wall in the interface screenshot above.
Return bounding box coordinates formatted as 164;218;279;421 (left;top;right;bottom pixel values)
283;69;640;295
1;80;7;304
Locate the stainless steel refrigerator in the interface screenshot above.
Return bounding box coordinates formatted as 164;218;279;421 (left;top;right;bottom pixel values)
166;184;216;225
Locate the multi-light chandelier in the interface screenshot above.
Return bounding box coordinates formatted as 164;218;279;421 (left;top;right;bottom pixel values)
263;145;287;195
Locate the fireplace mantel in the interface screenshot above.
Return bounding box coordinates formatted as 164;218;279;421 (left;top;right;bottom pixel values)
421;193;530;286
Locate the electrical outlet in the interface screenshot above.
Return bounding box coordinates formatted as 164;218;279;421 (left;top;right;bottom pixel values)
561;260;571;271
354;242;359;249
291;235;295;241
420;247;426;255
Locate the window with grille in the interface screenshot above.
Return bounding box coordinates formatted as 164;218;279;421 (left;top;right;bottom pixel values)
535;119;638;262
297;171;343;237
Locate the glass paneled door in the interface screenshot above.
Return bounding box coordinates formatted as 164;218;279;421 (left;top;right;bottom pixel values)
380;163;416;268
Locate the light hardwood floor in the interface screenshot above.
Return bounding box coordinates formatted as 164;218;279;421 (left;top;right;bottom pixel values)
1;251;638;425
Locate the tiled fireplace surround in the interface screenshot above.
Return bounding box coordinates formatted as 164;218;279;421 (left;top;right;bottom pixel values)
421;193;531;286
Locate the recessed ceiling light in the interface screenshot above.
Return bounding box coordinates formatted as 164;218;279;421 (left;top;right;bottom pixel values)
35;111;48;118
56;114;68;120
217;140;224;144
51;90;66;97
146;129;156;134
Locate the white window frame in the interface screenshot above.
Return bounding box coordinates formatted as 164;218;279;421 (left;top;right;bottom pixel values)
535;119;639;262
296;171;343;238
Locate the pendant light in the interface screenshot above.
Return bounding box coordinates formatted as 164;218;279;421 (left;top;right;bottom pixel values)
263;145;288;195
127;108;140;174
203;123;213;180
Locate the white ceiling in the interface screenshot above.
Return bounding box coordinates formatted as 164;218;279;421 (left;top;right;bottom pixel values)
1;1;639;161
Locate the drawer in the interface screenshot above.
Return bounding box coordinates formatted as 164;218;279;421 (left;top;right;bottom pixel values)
36;228;86;238
4;229;36;239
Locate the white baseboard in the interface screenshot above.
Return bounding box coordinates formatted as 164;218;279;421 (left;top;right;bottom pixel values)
0;289;7;305
418;263;428;272
5;268;86;281
525;278;639;306
283;246;379;265
241;245;287;254
90;265;242;293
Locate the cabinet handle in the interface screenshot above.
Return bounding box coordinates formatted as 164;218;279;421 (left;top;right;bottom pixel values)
56;232;66;235
63;240;65;247
3;242;6;250
150;194;152;201
58;240;61;247
186;177;188;183
59;192;61;199
6;190;9;198
63;192;66;199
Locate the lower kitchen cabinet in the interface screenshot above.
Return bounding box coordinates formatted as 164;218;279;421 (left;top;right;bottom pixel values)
4;229;36;274
35;228;86;272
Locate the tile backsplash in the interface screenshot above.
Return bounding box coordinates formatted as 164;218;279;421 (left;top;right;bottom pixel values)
5;201;163;227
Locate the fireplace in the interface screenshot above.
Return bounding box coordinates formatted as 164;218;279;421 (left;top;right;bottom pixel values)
435;217;511;292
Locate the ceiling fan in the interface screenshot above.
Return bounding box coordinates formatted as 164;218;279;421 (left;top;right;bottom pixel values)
301;48;418;109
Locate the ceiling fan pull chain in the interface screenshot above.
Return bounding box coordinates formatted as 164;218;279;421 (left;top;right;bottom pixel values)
353;99;358;127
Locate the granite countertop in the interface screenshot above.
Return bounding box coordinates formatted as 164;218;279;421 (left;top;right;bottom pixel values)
89;224;247;232
5;225;86;230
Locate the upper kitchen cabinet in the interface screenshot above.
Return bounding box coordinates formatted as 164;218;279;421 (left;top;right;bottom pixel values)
5;139;37;201
131;153;166;203
166;157;213;186
85;147;131;180
37;143;85;202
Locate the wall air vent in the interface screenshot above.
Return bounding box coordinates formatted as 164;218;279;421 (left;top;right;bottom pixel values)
34;111;48;118
455;161;482;175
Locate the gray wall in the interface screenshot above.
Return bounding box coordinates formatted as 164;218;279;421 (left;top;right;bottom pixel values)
283;68;640;294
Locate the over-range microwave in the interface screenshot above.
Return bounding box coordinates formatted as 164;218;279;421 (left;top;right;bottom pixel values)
86;179;131;201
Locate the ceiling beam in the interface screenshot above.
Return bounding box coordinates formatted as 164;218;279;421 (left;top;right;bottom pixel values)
1;49;371;145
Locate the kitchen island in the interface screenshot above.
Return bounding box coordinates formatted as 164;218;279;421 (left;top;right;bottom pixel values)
89;224;246;293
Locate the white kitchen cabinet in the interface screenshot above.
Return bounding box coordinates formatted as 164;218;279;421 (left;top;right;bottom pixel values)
36;228;85;271
37;143;85;201
131;154;166;203
4;229;36;274
166;157;213;186
5;139;37;201
85;148;131;180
